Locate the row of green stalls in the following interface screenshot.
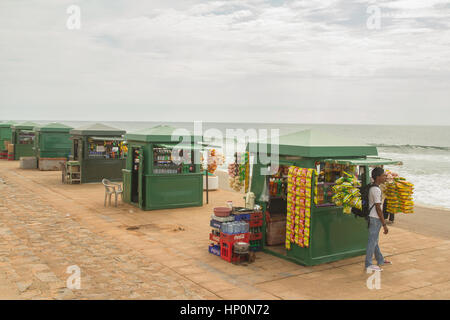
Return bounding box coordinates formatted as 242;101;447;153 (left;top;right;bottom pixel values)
122;125;203;210
12;122;39;160
34;122;73;169
68;123;126;183
0;121;17;159
248;129;401;266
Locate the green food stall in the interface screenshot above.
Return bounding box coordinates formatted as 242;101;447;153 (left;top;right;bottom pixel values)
69;123;126;183
122;125;203;210
248;129;401;266
0;121;17;159
12;122;40;160
34;122;73;170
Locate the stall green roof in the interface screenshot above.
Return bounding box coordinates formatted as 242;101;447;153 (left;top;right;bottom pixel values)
0;121;18;128
125;125;202;143
248;129;378;158
35;122;73;133
70;123;126;136
323;157;402;166
12;121;40;130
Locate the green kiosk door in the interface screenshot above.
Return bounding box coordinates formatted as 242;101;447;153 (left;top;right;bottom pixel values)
138;148;145;209
129;146;143;206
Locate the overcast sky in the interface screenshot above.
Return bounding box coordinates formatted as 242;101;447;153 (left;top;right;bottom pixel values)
1;0;449;125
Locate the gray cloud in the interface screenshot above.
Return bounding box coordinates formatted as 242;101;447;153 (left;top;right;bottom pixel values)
0;0;449;125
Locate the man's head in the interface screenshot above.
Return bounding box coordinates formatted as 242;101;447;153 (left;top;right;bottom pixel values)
371;167;386;184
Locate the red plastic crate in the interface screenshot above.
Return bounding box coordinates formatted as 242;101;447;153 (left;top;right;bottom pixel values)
219;232;250;263
220;241;248;263
209;233;220;243
208;244;221;256
219;240;233;262
250;232;262;241
251;211;263;220
249;219;263;228
220;232;250;243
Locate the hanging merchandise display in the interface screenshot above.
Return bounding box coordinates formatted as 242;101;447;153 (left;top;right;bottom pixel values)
87;138;126;160
227;152;249;192
384;170;414;214
203;149;225;174
314;163;361;207
286;166;316;250
330;171;362;214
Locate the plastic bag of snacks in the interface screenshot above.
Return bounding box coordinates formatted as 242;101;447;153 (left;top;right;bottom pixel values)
383;170;414;214
331;171;362;213
227;152;249;192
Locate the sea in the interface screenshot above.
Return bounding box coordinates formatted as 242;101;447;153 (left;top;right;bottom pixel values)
19;120;450;210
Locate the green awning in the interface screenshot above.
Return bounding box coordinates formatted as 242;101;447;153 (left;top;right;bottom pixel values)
89;136;125;141
323;157;402;166
156;143;204;150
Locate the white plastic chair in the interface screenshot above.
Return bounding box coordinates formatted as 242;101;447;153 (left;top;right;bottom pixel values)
102;179;123;207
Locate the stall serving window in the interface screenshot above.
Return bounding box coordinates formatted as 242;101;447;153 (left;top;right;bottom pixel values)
86;137;125;160
152;144;196;174
314;162;365;207
18;130;35;144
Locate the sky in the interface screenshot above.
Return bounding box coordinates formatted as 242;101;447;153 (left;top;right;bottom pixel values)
0;0;449;125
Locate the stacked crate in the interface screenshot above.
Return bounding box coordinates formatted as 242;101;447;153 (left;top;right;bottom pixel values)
233;209;263;252
209;208;252;263
219;232;250;262
209;217;225;257
249;211;263;251
7;144;14;161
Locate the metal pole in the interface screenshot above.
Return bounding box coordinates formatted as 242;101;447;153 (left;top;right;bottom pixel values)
205;169;209;204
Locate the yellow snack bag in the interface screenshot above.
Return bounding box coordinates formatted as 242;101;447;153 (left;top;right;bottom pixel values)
305;198;311;208
286;240;291;250
343;205;352;214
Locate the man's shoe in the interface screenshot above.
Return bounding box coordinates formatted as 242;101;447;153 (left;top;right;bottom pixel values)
366;265;383;272
379;260;392;266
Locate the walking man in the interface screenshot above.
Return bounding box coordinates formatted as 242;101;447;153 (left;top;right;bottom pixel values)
365;167;392;272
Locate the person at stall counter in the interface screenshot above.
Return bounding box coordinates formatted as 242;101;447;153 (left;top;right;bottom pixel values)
365;167;392;272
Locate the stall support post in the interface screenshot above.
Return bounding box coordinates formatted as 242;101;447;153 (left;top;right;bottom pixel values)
205;169;209;204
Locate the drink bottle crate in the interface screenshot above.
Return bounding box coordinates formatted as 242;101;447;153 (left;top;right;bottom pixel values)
219;240;233;262
210;219;223;230
250;232;262;241
250;211;263;220
232;213;250;221
220;232;250;243
249;219;263;228
209;233;220;243
208;244;221;257
219;233;250;263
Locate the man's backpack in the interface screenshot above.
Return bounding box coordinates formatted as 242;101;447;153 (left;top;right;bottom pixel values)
352;183;379;220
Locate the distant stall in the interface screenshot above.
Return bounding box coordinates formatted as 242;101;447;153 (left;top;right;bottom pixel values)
66;123;126;183
34;122;73;170
0;121;17;160
122;125;203;210
11;122;40;160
